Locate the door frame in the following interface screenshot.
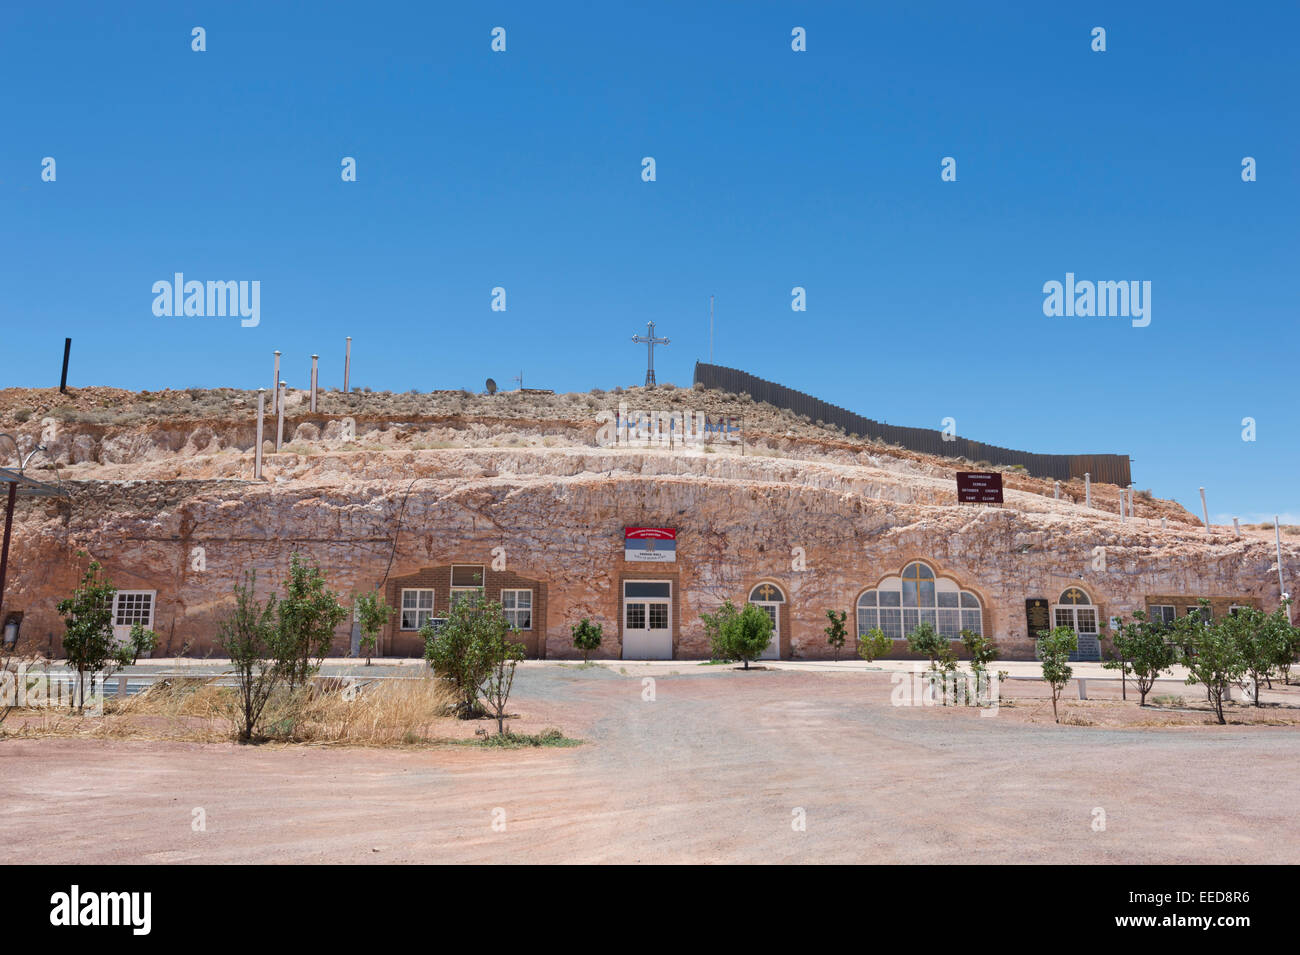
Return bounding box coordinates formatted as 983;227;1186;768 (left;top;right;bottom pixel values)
621;579;673;660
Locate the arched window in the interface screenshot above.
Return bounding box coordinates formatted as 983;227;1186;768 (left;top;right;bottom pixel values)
1052;587;1098;635
747;582;784;660
856;561;982;640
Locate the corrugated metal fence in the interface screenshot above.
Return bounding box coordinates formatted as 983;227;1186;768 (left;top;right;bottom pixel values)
692;362;1131;486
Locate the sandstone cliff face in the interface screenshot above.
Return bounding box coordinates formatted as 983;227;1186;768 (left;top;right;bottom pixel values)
5;436;1295;661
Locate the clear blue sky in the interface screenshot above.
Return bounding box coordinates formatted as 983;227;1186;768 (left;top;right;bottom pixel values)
2;2;1295;522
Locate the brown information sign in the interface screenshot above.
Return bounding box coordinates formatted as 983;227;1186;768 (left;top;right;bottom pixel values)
1025;598;1050;639
956;471;1004;503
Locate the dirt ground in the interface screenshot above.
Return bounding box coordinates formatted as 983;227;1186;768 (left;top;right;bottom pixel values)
3;665;1298;864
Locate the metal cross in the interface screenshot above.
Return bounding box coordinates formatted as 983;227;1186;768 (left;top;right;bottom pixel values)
631;321;669;387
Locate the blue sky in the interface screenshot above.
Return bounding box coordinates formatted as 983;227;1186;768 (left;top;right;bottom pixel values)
2;2;1295;521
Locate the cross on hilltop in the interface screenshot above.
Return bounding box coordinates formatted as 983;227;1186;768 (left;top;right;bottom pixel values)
632;321;669;387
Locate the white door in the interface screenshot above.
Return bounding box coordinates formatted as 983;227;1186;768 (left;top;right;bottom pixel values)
755;603;780;659
622;581;672;659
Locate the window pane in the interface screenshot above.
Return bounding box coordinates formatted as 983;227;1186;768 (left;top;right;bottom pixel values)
879;608;902;639
960;592;979;608
937;591;959;608
625;582;671;598
648;605;669;629
1076;609;1098;633
626;604;645;629
961;609;982;635
1054;608;1072;629
879;590;901;607
918;580;935;606
858;590;877;608
937;608;960;637
902;580;918;607
516;590;531;609
451;566;484;587
902;609;919;634
857;607;877;635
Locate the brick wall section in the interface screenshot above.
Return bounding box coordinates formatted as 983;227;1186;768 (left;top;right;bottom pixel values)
384;565;547;658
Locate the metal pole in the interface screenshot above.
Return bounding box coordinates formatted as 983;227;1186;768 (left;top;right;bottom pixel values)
59;338;71;394
1233;517;1240;537
0;482;16;621
310;355;319;412
255;389;265;479
1054;481;1060;500
272;351;281;414
1119;491;1126;523
276;381;286;451
1276;516;1291;624
1084;473;1091;508
1199;487;1210;534
344;337;352;393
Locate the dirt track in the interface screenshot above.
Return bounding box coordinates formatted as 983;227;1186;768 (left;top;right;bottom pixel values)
3;666;1298;864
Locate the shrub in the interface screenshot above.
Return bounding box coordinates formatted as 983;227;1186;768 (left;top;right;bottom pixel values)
354;590;394;666
857;627;892;662
701;601;772;669
824;609;847;660
1102;611;1176;705
571;618;603;662
423;598;513;719
216;571;281;742
1176;606;1245;724
1038;626;1078;723
906;621;948;670
56;554;123;711
273;554;348;690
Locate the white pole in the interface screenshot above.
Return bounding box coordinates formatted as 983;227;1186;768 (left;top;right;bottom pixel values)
1199;487;1210;535
1233;517;1240;537
1084;473;1091;508
310;355;319;412
1119;492;1126;522
272;351;281;414
255;389;265;479
1054;481;1060;500
1161;517;1167;530
1276;516;1291;624
344;337;352;393
276;381;286;451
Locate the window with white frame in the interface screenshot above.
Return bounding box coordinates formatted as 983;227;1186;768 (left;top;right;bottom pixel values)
450;565;484;607
501;589;532;630
113;591;155;628
1148;604;1176;626
856;561;981;641
400;589;435;630
1052;587;1098;635
1186;605;1212;624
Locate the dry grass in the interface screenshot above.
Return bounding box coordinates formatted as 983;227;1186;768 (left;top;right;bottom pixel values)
1;674;460;746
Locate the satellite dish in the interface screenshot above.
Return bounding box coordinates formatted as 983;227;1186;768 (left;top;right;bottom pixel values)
485;378;498;395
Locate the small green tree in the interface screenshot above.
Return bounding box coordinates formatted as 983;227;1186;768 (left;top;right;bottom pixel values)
857;626;893;662
960;628;1000;706
1266;604;1299;685
479;625;527;735
216;571;281;743
701;600;741;661
126;622;158;665
424;598;504;718
274;553;348;690
353;590;394;666
708;602;773;670
1038;626;1077;723
1180;613;1246;725
570;618;603;663
57;555;121;712
907;621;948;670
1225;606;1273;705
824;610;847;661
1102;611;1176;706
